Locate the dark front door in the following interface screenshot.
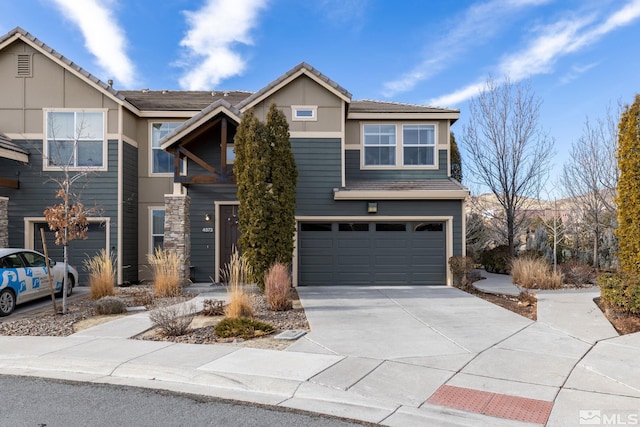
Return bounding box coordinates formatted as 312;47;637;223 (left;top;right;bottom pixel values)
219;205;240;271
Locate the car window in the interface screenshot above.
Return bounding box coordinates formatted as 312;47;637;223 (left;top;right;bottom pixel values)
1;254;26;268
21;252;47;268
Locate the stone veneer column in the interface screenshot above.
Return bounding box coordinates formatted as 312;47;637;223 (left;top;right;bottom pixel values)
163;191;191;284
0;197;8;248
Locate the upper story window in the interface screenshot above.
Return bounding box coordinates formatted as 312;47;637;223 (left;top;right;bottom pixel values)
151;122;183;174
363;124;396;166
362;123;437;169
292;105;317;121
403;124;435;166
45;110;105;169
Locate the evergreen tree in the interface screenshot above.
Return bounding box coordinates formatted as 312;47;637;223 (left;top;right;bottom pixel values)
616;94;640;273
235;105;298;289
450;131;463;183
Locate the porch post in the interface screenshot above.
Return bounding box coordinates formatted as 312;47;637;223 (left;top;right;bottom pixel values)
163;189;191;284
0;197;8;248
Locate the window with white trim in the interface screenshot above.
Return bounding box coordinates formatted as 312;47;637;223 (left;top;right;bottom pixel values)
150;209;165;251
151;122;183;174
363;124;396;166
403;124;435;166
292;105;317;121
46;111;105;168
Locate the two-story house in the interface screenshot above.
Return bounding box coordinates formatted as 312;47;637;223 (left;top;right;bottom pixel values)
0;27;468;287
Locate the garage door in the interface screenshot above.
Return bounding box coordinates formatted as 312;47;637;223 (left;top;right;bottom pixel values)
34;222;107;286
298;221;446;285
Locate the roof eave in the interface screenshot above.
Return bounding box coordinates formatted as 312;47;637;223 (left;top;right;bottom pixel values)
333;189;470;200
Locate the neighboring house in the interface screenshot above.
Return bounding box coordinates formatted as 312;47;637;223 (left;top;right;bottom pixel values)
0;27;468;287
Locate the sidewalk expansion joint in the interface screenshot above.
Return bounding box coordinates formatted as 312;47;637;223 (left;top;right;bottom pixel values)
427;384;553;425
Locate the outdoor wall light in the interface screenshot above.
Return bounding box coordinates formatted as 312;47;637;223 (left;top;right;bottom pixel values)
204;213;211;222
367;202;378;214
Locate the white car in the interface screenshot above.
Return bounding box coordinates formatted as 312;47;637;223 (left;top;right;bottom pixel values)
0;248;79;316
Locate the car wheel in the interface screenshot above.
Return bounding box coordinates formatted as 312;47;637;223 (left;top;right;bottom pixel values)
0;288;16;317
66;275;74;297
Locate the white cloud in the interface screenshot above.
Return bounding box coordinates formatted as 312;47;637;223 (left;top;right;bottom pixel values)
178;0;268;90
428;81;486;108
382;0;553;97
429;0;640;107
51;0;136;87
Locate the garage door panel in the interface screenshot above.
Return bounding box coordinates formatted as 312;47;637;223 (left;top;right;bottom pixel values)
337;239;370;249
338;255;370;266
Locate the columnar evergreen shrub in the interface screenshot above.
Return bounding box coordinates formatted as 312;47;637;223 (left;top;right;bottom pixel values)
235;105;297;290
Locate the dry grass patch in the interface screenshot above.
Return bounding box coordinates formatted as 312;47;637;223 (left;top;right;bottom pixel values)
511;257;562;290
84;249;115;300
221;247;253;319
147;248;183;297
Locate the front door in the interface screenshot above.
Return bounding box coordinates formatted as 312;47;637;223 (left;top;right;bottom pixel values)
219;204;240;272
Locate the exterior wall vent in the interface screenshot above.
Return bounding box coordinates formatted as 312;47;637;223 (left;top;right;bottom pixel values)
17;54;32;77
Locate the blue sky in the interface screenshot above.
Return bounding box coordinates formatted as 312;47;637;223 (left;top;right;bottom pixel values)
2;0;640;192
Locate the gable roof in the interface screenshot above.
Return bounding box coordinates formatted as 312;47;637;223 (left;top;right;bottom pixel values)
235;62;352;112
160;99;242;150
0;27;135;110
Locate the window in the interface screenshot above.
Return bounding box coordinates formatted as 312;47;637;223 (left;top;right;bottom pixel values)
46;111;105;168
151;209;165;250
414;222;443;232
226;144;236;164
301;223;332;232
403;125;435;166
22;251;47;267
364;124;396;166
376;223;406;232
292;105;317;121
151;122;183;174
339;223;369;231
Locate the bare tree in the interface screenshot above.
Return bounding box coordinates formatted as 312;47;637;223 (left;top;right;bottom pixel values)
560;108;619;268
462;77;554;256
42;112;99;313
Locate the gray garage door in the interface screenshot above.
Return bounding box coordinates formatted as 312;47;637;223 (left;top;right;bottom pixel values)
299;221;446;286
34;222;108;286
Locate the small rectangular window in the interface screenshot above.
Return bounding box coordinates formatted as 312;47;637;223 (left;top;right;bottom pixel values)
226;144;235;164
414;222;443;232
376;223;406;232
292;105;317;121
301;223;332;232
151;209;165;251
339;223;369;231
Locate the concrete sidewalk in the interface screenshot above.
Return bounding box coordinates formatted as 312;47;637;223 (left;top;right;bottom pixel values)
0;281;639;426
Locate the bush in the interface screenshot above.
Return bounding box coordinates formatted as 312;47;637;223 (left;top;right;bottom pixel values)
94;296;127;315
147;248;183;298
214;317;275;339
448;256;475;290
479;245;511;274
149;303;196;336
84;249;115;300
265;262;292;311
599;272;640;315
510;256;562;289
560;261;596;287
201;299;224;316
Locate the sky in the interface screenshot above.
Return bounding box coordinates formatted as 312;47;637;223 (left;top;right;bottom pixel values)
2;0;640;195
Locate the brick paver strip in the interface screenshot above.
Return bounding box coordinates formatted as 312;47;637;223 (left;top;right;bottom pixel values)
427;385;553;425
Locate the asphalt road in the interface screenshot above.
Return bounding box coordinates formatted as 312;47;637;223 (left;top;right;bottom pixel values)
0;375;371;427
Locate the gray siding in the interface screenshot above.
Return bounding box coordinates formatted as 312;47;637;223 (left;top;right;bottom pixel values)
121;142;138;283
188;184;237;282
292;138;342;216
345;149;449;181
0;139;119;283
